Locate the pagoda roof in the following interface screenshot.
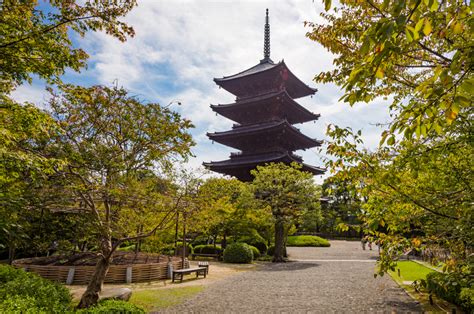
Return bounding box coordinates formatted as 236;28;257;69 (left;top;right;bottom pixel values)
207;120;322;151
214;60;317;99
211;90;320;124
203;151;325;181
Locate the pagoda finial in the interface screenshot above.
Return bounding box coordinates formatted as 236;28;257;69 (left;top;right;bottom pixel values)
263;8;271;62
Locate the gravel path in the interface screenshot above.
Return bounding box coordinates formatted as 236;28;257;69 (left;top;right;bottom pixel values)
162;241;421;313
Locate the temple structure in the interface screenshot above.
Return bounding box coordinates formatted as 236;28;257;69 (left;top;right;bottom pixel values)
203;9;325;181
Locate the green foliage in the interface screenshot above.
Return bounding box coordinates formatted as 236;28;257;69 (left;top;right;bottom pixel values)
193;245;222;255
459;287;474;312
308;0;473;142
237;231;268;254
0;265;72;313
78;299;145;314
247;245;261;259
251;163;320;262
286;235;330;247
223;243;253;264
1;1;137;93
426;265;473;311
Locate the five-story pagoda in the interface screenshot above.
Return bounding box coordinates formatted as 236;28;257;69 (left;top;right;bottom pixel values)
204;9;325;181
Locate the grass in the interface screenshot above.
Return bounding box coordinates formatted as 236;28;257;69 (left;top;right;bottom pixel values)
388;261;461;313
388;260;434;283
286;235;330;247
129;286;204;312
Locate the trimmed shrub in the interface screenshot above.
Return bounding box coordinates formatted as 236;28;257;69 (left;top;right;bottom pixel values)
286;235;330;247
248;245;261;259
78;299;145;314
0;265;72;313
426;271;473;311
459;287;474;311
193;244;222;255
238;235;268;254
267;245;287;258
223;243;253;263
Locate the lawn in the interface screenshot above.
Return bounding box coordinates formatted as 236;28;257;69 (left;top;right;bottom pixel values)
388;261;461;313
388;260;434;284
129;286;204;312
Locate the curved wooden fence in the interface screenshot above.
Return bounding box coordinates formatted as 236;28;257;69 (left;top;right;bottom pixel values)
14;258;188;285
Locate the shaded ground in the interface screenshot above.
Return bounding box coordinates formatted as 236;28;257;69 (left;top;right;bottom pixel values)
164;241;421;313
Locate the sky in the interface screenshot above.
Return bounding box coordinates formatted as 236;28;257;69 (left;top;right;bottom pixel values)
11;0;392;183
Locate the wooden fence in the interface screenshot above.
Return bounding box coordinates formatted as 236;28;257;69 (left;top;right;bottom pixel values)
14;258;187;285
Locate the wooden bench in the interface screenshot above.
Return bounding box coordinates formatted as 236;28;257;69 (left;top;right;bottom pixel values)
172;267;207;283
191;253;220;260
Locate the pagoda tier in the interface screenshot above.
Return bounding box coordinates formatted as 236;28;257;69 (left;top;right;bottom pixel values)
207;120;322;152
214;59;316;100
210;90;320;125
203;151;325;182
203;9;325;181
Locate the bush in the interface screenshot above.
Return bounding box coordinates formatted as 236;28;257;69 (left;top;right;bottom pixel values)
426;270;473;311
0;265;72;313
193;245;222;255
238;235;268;254
247;245;260;259
459;287;474;311
223;243;253;263
78;299;145;314
286;235;330;247
267;245;287;257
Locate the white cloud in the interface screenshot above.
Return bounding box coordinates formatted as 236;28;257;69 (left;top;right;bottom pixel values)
13;0;392;182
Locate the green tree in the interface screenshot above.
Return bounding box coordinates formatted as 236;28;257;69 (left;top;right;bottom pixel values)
308;0;472;142
46;84;194;308
0;100;64;262
1;0;136;93
251;163;318;262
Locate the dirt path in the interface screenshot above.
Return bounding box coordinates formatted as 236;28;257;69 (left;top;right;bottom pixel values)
68;262;256;301
163;241;421;313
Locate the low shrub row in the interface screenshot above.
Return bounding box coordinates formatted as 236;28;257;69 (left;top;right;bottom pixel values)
0;265;145;313
193;244;222;255
0;265;72;313
286;235;330;247
426;270;473;312
223;243;253;263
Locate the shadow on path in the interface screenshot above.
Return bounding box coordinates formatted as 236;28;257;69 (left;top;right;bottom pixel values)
259;261;320;272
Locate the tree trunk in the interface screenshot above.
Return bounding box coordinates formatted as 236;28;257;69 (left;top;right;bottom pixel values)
77;238;112;309
273;217;285;262
8;243;15;265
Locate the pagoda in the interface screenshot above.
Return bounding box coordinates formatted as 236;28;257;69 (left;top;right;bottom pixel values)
203;9;325;181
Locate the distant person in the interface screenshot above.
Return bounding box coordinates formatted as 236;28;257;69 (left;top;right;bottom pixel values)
361;237;367;250
368;241;372;250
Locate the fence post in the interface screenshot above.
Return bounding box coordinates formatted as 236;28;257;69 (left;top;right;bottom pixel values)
126;266;132;284
66;267;75;285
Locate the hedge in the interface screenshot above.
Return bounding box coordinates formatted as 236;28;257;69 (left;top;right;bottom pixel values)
78;299;145;314
426;270;473;312
286;235;330;247
193;244;222;255
247;245;261;259
0;265;72;313
223;243;253;263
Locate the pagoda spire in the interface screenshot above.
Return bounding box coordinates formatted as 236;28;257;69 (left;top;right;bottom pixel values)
262;8;271;63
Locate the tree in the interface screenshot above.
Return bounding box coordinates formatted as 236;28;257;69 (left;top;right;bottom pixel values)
0;99;64;262
251;163;318;262
45;84;194;308
1;0;136;93
308;0;473;274
307;0;472;142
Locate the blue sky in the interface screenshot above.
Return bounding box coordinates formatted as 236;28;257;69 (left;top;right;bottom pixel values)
11;0;391;183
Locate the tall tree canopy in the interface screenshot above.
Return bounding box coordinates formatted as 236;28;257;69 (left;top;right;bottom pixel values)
1;0;136;93
307;0;472;142
251;163;319;262
308;0;473;276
